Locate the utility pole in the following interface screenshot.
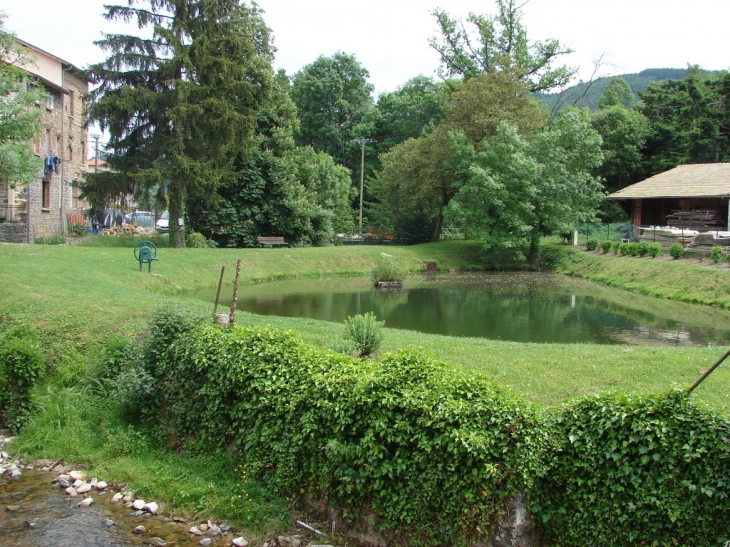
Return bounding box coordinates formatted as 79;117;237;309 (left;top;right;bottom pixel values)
92;134;101;173
353;138;374;230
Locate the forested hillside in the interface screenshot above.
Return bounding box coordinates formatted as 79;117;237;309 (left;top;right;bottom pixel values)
534;68;713;111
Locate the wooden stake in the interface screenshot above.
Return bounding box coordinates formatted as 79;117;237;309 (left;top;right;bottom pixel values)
213;265;225;319
229;260;241;325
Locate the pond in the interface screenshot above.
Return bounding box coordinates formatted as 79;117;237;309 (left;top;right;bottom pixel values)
195;273;730;347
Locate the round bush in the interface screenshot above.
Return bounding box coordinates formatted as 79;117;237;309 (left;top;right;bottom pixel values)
185;231;208;248
600;241;612;254
636;242;650;257
611;241;621;255
669;243;684;259
710;245;723;263
647;243;661;258
585;238;598;251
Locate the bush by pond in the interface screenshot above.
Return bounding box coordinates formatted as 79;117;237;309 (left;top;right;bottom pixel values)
371;256;407;286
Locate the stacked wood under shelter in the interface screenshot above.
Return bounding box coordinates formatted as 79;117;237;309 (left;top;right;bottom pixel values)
684;232;730;255
665;209;725;228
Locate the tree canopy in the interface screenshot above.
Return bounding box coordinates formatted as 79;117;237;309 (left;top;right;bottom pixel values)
83;0;274;246
429;0;575;92
290;52;374;171
0;13;43;186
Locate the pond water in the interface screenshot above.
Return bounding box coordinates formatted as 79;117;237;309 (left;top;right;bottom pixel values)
195;273;730;347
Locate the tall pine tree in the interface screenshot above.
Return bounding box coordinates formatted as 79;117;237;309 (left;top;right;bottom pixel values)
84;0;274;246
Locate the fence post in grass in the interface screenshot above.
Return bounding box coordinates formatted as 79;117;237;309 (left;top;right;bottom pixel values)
213;265;225;319
688;347;730;394
229;260;241;326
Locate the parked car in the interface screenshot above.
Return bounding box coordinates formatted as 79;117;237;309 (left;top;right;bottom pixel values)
124;211;154;229
155;211;184;234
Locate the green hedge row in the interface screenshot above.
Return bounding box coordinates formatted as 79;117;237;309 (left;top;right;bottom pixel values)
111;305;730;547
147;317;545;545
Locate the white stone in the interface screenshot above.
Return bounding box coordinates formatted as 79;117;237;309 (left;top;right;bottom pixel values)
232;538;249;547
69;470;87;481
122;493;134;503
96;481;108;491
132;499;146;510
72;479;84;488
199;539;212;547
76;484;92;494
8;464;18;471
144;502;159;515
57;478;70;488
66;487;77;496
57;474;70;482
89;478;98;487
2;436;15;446
133;526;146;534
111;492;123;503
77;497;94;507
10;469;21;480
206;525;221;537
189;526;203;536
0;451;9;459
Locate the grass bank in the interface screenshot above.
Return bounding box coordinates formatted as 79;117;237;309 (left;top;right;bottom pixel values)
3;239;730;543
556;246;730;307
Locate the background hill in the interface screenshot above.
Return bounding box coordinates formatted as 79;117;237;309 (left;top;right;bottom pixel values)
534;68;714;111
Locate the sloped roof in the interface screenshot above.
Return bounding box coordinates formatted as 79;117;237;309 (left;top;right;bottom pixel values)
606;163;730;200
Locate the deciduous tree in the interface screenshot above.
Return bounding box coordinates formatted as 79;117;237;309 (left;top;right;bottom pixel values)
0;13;43;186
429;0;575;92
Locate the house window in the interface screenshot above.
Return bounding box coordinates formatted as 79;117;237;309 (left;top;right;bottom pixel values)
42;180;51;209
69;91;74;117
46;94;55;111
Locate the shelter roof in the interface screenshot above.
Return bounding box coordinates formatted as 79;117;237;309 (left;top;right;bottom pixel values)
606;163;730;200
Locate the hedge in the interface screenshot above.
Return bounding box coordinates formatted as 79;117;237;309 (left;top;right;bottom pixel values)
109;305;730;546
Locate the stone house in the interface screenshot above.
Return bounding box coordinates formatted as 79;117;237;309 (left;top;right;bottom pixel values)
0;39;89;243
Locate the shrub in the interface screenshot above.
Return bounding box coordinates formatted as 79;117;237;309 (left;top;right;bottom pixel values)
647;242;661;258
618;243;628;256
371;256;407;286
710;245;723;263
558;228;574;244
636;241;650;257
600;240;612;254
531;391;730;547
611;241;621;255
626;242;639;256
145;302;207;367
68;223;89;237
34;234;66;245
585;238;598;251
0;324;46;428
185;231;208;248
669;243;684;259
343;312;384;357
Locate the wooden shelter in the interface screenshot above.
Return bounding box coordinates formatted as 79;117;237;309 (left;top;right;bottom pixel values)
606;163;730;230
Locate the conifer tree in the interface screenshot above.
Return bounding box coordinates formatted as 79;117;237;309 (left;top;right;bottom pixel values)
84;0;274;246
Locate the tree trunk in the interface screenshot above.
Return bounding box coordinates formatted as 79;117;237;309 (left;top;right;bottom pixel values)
169;188;185;248
431;211;444;243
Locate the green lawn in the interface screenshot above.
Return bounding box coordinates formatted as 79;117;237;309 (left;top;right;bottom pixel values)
1;239;728;412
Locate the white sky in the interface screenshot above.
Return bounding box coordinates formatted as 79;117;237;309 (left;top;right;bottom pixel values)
5;0;730;97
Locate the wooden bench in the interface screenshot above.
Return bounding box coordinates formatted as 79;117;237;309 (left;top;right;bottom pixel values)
257;236;287;247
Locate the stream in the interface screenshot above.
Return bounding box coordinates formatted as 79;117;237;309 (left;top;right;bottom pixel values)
0;460;231;547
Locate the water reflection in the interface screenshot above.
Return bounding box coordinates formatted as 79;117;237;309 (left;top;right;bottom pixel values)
194;273;730;347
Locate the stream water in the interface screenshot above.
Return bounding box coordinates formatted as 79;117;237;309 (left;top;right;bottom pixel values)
0;466;228;547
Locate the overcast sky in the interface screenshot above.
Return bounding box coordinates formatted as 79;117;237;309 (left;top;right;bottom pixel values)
5;0;730;97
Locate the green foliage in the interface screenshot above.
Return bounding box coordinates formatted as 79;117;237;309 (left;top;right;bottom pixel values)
343;312;384;357
585;238;598;251
531;391;730;546
648;242;662;258
618;243;628;256
0;13;44;186
710;245;723;263
611;241;621;254
636;241;650;257
371;256;407;285
144;302;207;367
600;240;612;253
0;324;46;428
184;231;208;248
429;0;575;92
84;0;275;247
597;77;635;110
68;223;89;237
449;108;604;262
641;69;730;176
539;247;578;270
143;321;545;546
670;243;685;260
34;235;66;245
